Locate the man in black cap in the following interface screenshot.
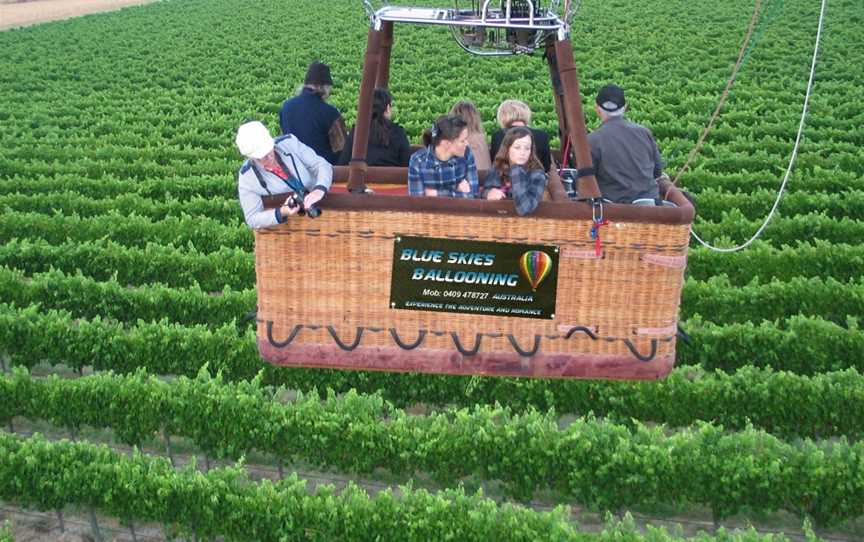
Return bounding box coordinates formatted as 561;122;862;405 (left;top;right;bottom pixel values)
279;61;347;164
587;84;665;204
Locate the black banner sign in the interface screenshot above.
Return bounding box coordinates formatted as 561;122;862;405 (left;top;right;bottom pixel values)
389;235;559;319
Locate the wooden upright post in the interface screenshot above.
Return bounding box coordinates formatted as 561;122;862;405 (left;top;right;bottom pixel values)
545;37;570;168
375;21;394;89
553;38;601;199
348;26;385;192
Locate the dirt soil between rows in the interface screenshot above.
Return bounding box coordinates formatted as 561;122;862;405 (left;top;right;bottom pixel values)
0;0;156;31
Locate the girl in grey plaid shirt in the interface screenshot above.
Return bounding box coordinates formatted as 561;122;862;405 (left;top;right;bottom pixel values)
482;126;548;216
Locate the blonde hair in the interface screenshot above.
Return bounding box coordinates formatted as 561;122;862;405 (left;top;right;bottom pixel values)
299;83;332;100
449;100;485;137
496;99;532;129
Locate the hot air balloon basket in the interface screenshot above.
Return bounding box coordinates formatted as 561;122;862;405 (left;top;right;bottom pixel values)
254;207;690;380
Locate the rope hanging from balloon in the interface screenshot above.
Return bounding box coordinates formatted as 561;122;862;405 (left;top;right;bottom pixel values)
675;0;828;253
667;0;764;191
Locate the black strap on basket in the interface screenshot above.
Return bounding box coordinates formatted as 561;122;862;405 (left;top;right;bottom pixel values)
575;167;595;178
327;326;364;351
266;322;302;348
390;329;427;350
622;338;658;362
507;334;541;357
451;332;482;356
677;324;692;345
563;326;599;340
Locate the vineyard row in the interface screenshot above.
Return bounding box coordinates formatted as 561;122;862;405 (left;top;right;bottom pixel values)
1;237;862;294
1;374;862;525
1;302;862;403
1;266;861;333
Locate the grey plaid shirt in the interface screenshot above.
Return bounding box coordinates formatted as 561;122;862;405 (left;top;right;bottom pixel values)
482;166;547;216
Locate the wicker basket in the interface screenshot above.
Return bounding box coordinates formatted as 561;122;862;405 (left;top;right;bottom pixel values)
255;195;691;380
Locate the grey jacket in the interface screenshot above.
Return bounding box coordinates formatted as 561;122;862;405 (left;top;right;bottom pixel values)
237;134;333;229
587;116;662;204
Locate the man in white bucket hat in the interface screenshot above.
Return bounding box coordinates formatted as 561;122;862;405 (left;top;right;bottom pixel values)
235;120;332;229
587;84;665;204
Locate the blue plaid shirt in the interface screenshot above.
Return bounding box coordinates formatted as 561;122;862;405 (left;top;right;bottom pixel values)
408;146;479;198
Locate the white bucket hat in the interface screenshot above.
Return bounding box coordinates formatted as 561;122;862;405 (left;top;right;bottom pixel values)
235;121;274;159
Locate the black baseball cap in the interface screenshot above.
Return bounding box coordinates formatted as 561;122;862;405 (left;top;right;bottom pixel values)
596;84;626;113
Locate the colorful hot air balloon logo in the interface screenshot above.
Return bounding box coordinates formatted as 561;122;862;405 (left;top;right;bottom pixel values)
519;251;552;291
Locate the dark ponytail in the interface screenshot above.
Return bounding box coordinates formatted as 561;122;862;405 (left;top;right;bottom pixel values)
370;88;393;146
421;115;468;147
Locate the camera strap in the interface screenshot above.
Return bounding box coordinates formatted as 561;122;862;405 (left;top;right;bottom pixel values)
249;151;305;197
274;151;307;196
248;162;272;195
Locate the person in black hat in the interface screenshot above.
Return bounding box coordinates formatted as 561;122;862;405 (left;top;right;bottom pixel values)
587;84;666;204
279;61;347;164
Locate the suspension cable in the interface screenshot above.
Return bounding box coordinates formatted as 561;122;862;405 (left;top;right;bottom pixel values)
669;0;763;189
691;0;827;253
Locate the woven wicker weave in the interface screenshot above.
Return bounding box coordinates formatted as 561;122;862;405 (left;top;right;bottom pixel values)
255;199;690;380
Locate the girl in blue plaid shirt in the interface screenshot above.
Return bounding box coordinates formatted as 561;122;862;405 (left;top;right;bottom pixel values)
408;116;479;198
482;126;548;216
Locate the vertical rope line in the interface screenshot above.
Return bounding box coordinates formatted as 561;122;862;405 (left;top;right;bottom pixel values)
667;0;764;194
692;0;827;253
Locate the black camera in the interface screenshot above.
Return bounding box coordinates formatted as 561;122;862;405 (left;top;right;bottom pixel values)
286;193;321;218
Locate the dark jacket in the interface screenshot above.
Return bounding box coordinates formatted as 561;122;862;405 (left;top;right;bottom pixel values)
279;88;342;164
337;121;412;167
490;127;552;172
